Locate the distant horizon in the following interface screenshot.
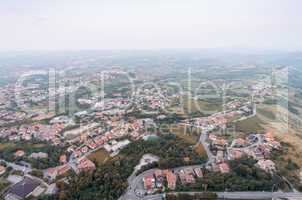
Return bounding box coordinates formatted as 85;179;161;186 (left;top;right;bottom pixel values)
1;0;302;51
0;47;301;54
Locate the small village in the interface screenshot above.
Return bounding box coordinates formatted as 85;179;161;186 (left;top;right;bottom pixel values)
0;71;291;200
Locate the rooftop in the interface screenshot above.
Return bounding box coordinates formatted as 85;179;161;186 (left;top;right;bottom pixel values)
5;177;40;199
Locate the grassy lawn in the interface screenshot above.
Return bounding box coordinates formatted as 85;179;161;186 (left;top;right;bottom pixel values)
219;131;248;142
0;143;16;151
167;124;201;145
257;106;276;120
32;143;47;148
87;149;110;166
168;96;222;117
182;97;222;114
0;178;10;193
234;116;264;133
194;143;207;157
0;142;46;151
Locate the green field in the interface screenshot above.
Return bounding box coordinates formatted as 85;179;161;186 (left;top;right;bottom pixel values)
168;96;222;117
173;124;200;144
0;178;10;193
234;116;264;133
0;143;16;151
257;107;276;120
87;149;110;165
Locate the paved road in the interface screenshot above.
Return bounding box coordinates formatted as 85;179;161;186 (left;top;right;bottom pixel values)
198;130;215;165
0;159;32;174
121;123;213;200
121;168;159;200
168;191;302;199
143;194;164;200
217;191;302;199
126;190;302;200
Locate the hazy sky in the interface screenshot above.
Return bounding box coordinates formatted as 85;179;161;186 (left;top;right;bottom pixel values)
1;0;302;51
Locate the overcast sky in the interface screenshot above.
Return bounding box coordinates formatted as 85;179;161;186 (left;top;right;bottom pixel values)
1;0;302;51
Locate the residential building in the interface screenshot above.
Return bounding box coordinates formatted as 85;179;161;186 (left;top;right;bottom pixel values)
178;170;195;184
143;175;155;190
0;165;6;175
59;155;67;164
219;162;230;173
193;168;203;178
256;159;276;173
233;138;247;147
228;149;243;160
29;152;48;159
4;177;41;200
164;170;177;190
76;157;96;173
14;150;25;157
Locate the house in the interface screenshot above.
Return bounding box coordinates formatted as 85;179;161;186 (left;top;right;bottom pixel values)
74;111;88;118
143;175;155;191
44;165;70;181
4;177;41;200
183;168;195;175
257;144;271;158
81;146;89;154
209;134;217;141
211;137;227;150
73;150;82;158
245;146;264;160
256;159;276;173
29;152;48;159
154;170;164;188
44;167;58;181
14;150;25;157
50;115;74;125
94;136;105;146
157;115;166;120
57;164;70;176
0;165;6;175
164;170;177;190
228;149;243;160
264;132;274;142
268;141;281;149
87;141;97;150
76;157;96;173
216;150;225;162
104;139;130;155
219;162;230;173
233;138;247;147
193;168;203;178
59;155;67;164
178;170;195;184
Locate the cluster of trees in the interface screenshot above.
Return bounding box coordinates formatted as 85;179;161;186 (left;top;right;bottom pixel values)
0;179;10;195
121;134;207;169
0;141;68;169
176;156;275;192
26;146;69;169
270;147;302;191
36;158;131;200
